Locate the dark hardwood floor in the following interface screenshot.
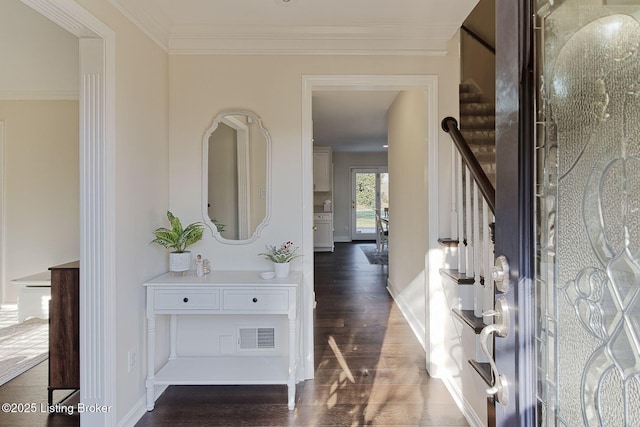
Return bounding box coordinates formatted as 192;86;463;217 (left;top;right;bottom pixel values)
0;361;79;426
0;242;469;426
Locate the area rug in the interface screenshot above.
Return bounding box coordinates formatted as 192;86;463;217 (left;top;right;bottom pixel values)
360;244;388;265
0;316;48;386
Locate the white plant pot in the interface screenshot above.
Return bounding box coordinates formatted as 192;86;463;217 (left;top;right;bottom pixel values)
169;251;191;272
273;262;290;278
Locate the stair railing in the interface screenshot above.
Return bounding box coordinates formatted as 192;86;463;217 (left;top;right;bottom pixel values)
442;116;495;320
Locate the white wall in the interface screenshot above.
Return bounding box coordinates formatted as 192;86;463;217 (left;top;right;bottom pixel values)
169;52;458;269
0;0;80;304
386;90;430;341
0;0;78;96
332;151;388;242
0;101;79;304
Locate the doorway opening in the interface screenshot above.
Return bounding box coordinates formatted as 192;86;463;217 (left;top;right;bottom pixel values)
351;168;388;241
302;75;440;379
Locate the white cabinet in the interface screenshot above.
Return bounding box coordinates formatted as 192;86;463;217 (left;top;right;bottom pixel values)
313;148;332;192
144;271;301;411
314;213;334;252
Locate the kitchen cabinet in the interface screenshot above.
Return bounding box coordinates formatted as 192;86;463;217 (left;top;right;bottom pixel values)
313;148;332;192
314;213;334;252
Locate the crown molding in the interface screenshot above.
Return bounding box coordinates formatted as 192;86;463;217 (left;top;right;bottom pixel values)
0;90;79;100
109;0;170;52
110;0;458;55
168;24;456;55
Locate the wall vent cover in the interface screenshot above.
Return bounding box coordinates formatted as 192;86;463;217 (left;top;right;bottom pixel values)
238;327;275;350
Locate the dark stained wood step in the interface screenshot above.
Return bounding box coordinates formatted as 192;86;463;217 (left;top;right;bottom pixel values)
451;308;487;334
440;268;475;285
469;360;493;387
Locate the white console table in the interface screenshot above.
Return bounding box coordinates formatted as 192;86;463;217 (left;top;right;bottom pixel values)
144;270;301;411
12;271;51;323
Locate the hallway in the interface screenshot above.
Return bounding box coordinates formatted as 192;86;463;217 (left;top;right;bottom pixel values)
136;242;468;426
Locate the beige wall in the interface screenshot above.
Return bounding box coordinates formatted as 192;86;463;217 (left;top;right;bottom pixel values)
169;53;459;271
0;101;79;304
462;0;496;101
387;90;429;335
0;0;78;94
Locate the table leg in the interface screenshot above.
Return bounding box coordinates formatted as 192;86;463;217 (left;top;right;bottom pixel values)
169;314;177;360
145;317;156;410
287;316;296;410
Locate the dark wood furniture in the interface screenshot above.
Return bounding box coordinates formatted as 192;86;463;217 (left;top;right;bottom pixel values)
48;261;80;406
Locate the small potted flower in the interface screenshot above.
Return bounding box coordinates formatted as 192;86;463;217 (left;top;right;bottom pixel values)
259;241;300;277
151;211;204;273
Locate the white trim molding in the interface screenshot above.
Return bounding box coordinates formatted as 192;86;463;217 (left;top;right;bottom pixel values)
108;0;458;55
169;24;454;55
20;1;117;426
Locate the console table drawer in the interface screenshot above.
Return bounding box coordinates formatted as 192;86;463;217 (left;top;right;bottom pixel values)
223;289;289;311
154;290;220;310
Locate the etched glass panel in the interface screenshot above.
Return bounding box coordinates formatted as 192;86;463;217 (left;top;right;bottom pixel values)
536;1;640;425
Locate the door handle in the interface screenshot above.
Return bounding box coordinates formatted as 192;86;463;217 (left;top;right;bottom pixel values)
492;255;510;293
480;297;509;406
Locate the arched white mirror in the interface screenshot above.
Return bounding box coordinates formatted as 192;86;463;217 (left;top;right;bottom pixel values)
202;110;271;243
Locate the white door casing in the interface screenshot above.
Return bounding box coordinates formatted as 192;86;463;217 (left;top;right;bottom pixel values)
20;1;116;425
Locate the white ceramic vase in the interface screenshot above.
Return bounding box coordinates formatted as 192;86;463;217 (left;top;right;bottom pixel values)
169;251;191;272
273;262;290;278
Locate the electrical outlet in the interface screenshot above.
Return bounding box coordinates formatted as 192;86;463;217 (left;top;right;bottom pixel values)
127;350;136;372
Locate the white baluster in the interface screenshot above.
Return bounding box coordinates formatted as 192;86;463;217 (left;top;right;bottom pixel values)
457;155;465;274
483;199;493;325
473;182;482;318
465;166;473;277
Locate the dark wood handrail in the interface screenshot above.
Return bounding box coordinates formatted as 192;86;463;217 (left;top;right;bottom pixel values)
461;25;495;55
441;116;496;214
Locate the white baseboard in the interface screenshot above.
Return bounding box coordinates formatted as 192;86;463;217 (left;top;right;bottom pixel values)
333;236;351;243
442;376;485;427
117;385;168;427
386;278;426;350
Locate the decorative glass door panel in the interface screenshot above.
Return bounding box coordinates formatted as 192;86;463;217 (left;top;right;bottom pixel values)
535;2;640;425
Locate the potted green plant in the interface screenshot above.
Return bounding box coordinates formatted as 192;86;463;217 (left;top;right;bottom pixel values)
151;211;204;272
259;241;300;277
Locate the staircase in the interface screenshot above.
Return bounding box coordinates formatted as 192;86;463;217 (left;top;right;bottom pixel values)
459;83;496;187
437;83;498;410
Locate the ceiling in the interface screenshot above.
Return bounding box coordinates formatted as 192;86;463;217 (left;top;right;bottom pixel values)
111;0;478;153
313;91;399;152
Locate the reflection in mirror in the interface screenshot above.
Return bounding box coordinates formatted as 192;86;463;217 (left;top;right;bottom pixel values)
202;111;270;243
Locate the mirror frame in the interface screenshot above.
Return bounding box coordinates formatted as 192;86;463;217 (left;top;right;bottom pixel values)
202;110;271;244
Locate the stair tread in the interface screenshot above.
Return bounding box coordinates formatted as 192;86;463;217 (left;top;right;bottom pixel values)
439;268;474;285
469;360;493;387
451;308;487;334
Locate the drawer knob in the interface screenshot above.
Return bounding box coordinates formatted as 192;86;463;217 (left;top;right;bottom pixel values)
183;297;189;303
252;297;258;303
